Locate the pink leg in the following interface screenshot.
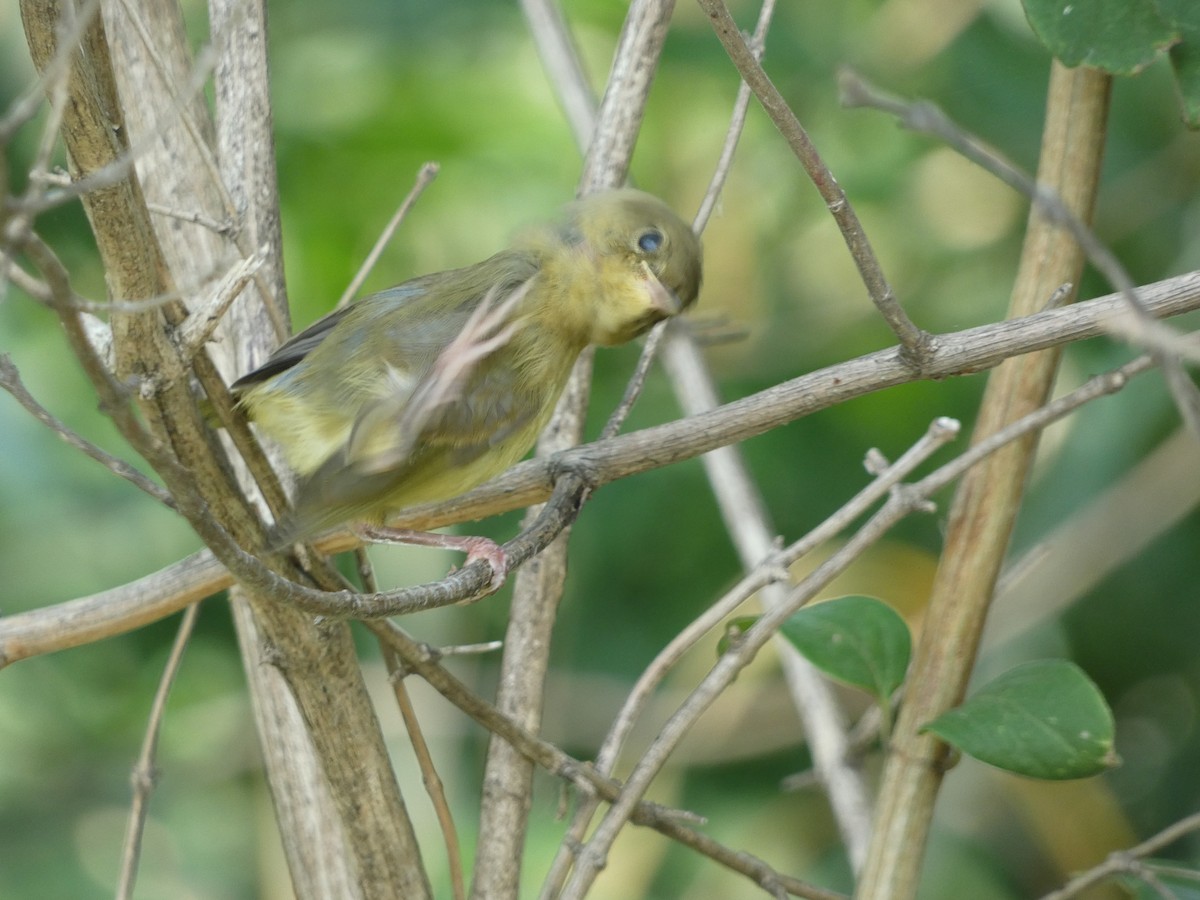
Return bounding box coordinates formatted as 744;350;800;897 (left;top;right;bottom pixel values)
354;524;509;592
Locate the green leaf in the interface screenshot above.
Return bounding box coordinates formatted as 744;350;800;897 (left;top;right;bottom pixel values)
924;660;1119;780
778;596;911;703
1022;0;1179;74
1123;863;1200;899
1160;0;1200;126
716;616;759;657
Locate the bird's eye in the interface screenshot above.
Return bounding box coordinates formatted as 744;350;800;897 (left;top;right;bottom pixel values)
636;228;664;253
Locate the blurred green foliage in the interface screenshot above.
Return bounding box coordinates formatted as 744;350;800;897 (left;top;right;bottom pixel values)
2;0;1199;897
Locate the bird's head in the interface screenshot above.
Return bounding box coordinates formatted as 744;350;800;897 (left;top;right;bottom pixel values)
534;188;703;346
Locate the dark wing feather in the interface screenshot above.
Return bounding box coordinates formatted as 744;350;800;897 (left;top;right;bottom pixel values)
231;276;441;391
231;305;357;390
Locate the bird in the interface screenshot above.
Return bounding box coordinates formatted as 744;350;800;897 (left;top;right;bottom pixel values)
232;188;703;587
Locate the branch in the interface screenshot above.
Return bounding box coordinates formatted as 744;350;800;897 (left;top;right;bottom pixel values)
696;0;929;361
838;68;1200;437
3;270;1199;664
561;346;1156;898
1037;811;1200;900
116;603;200;899
369;620;847;900
0;353;175;509
335;162;439;310
858;62;1112;900
474;3;682;897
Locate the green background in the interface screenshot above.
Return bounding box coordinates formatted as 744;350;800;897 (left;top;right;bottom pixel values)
2;0;1199;897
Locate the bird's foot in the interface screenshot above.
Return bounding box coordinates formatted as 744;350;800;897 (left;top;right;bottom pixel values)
354;524;509;593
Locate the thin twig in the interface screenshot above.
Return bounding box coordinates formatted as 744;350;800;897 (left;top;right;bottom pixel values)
3;272;1199;662
838;68;1200;438
912;356;1155;496
598;318;672;439
593;0;774;443
144;202;233;235
599;421;948;760
0;0;103;141
0;354;176;508
115;603;201;900
1103;309;1200;365
380;646;467;900
696;0;929;362
693;0;776;233
357;548;466;900
1037;811;1200;900
557;420;959;899
367;620;847;900
0;258;53;304
335;162;440;310
563;349;1165;895
662;321;876;870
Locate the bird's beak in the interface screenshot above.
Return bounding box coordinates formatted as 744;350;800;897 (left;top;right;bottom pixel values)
639;261;683;317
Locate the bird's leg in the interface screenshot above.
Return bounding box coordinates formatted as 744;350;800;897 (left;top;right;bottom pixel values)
353;524;509;592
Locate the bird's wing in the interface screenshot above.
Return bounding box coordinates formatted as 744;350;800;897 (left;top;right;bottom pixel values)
342;292;541;477
240;282;437;390
283;360;543;539
280;296;547;540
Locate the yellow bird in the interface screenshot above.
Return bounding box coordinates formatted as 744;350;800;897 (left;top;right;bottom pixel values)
233;188;702;584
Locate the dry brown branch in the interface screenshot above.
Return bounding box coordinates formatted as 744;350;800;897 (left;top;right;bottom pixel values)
2;269;1198;666
696;0;929;361
473;5;680;894
1037;812;1200;900
858;61;1111;900
368;620;848;900
116;602;200;900
17;1;431;895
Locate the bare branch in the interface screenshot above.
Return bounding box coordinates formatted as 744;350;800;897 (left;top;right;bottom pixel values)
856;62;1112;900
660;329;876;869
1037;811;1200;900
379;645;467;900
598;317;671;439
557;419;959;899
116;603;201;900
335;161;440;310
3;271;1198;664
0;353;175;509
839;68;1200;438
368;620;848;900
693;0;777;233
696;0;929;360
564;344;1158;895
474;3;682;897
